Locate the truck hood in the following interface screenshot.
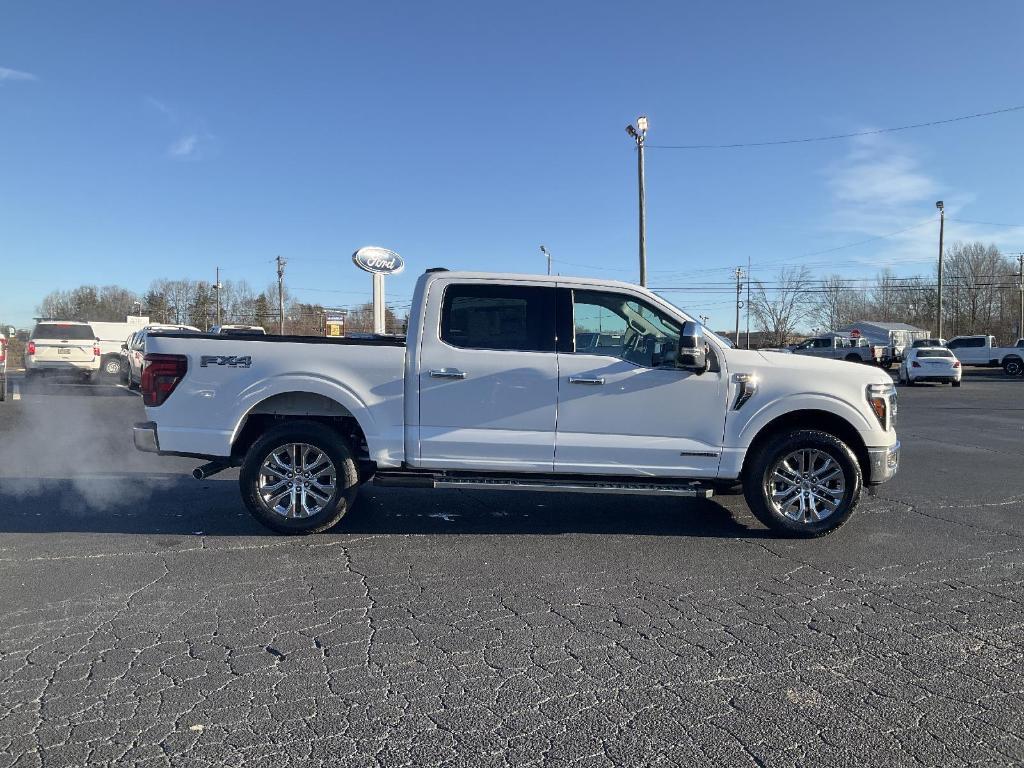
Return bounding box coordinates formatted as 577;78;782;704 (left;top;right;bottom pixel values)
724;348;893;387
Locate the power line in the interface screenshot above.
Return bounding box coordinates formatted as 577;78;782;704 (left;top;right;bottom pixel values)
646;103;1024;150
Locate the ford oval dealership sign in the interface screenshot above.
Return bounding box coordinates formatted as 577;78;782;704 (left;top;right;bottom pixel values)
352;246;405;275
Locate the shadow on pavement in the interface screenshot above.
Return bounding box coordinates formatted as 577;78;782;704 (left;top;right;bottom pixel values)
0;478;768;539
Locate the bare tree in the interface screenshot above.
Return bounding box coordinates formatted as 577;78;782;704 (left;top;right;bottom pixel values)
750;267;812;347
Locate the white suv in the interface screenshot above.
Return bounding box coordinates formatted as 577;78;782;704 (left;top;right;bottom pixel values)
25;321;101;382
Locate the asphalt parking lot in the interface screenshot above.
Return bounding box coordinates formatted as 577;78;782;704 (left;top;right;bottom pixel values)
0;371;1022;767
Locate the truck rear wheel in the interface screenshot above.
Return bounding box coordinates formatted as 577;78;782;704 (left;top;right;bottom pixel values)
1003;357;1023;376
743;429;862;538
240;421;360;534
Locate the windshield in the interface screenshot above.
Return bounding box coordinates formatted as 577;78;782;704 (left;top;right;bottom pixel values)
32;323;95;340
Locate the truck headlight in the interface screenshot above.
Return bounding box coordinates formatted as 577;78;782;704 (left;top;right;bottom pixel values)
866;383;897;431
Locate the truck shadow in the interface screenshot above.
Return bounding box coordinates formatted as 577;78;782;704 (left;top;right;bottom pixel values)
0;477;769;539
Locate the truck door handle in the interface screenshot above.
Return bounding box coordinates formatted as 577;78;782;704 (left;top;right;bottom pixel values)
569;376;605;385
429;368;467;379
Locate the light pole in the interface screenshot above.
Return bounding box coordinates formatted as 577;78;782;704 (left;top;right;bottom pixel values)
936;201;945;339
540;245;551;276
625;115;648;287
215;267;222;327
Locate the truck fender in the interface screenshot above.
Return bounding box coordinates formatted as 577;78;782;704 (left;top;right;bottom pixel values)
229;374;381;457
732;392;874;449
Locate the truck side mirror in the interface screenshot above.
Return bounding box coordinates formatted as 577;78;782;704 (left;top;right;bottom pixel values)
676;321;708;375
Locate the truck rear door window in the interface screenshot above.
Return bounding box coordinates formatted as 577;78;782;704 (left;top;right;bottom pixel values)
441;284;556;352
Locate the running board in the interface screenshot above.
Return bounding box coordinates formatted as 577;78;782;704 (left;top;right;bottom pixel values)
374;471;713;498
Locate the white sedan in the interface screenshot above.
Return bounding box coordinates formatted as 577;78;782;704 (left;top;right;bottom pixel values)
898;347;962;387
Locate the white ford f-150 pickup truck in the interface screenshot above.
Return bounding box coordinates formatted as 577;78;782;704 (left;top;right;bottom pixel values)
135;270;900;538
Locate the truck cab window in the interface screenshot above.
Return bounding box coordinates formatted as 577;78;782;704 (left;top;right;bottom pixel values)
572;290;684;368
441;284;556;352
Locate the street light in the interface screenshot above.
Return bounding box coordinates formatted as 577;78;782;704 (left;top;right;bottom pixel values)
540;245;551;276
936;201;945;339
625;115;648;287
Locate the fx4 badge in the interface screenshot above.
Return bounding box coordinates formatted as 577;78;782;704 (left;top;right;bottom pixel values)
200;355;252;369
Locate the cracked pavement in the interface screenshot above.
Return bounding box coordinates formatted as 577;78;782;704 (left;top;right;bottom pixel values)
0;374;1022;766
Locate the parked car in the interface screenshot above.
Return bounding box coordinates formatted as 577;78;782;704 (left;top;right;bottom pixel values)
90;318;149;381
210;324;267;336
789;334;885;365
945;335;1024;375
134;270;900;539
911;338;947;349
897;347;961;387
0;331;7;401
24;321;100;382
125;324;202;389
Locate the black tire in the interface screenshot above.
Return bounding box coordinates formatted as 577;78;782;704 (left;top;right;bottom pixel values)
743;429;863;538
952;380;962;387
1002;357;1023;376
239;420;360;534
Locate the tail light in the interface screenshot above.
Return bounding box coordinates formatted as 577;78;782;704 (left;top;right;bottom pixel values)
93;344;101;357
911;361;921;368
0;341;5;363
27;341;36;356
141;354;188;407
952;360;960;368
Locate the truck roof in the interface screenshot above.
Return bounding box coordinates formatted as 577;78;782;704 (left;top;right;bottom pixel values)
422;270;650;292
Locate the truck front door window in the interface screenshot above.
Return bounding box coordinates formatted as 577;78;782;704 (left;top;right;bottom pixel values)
572;290;681;368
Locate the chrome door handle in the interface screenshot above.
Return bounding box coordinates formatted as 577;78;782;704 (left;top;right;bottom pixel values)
569;376;605;385
429;368;467;379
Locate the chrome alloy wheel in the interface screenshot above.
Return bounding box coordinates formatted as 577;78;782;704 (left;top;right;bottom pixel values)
257;443;337;519
766;448;846;523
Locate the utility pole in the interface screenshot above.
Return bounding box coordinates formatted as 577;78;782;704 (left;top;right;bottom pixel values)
936;201;945;339
1018;253;1024;339
625;116;649;286
734;267;745;346
745;253;751;349
276;255;286;335
698;314;710;327
541;245;551;276
215;267;222;327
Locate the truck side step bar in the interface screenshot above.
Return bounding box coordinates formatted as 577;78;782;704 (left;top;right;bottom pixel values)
373;470;713;498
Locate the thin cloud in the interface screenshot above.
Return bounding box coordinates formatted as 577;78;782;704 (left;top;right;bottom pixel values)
169;134;199;157
0;66;37;82
146;96;217;160
822;133;1011;269
144;95;174;118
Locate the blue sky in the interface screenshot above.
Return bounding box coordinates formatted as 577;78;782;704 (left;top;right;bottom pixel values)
1;1;1023;329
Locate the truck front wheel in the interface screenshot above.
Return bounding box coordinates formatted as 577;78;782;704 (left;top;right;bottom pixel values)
743;430;863;538
240;421;360;534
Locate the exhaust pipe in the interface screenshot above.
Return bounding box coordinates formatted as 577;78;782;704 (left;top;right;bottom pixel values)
193;461;230;480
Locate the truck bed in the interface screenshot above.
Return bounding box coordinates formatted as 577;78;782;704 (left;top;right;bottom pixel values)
143;332;407;464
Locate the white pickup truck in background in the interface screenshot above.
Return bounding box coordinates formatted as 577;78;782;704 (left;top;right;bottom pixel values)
946;335;1024;375
135;270;900;538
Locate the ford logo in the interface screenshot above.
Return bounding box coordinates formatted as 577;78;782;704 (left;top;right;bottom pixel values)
352;246;405;275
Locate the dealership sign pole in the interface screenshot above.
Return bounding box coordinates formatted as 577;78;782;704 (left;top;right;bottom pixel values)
352;246;406;334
